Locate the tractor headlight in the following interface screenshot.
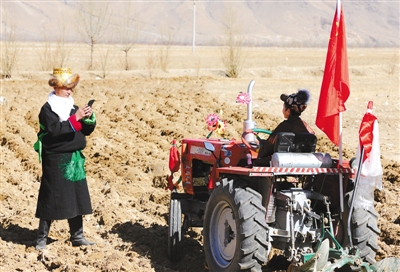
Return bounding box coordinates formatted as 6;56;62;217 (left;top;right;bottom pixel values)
349;157;357;169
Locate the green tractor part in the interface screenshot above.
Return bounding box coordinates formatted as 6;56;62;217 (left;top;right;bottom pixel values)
295;208;374;272
371;257;400;271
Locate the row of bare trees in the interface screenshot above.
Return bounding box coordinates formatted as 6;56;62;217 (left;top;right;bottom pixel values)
39;15;73;71
2;15;21;78
1;2;143;78
220;7;245;78
76;2;112;71
1;2;245;78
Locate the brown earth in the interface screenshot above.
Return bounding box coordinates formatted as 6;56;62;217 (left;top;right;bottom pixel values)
0;45;399;271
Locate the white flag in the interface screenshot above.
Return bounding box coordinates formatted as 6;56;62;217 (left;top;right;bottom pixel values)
353;102;383;209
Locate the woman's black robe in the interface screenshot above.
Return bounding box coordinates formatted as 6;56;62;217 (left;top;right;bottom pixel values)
35;102;96;220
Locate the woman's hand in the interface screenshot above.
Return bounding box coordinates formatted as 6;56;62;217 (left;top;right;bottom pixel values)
75;106;92;121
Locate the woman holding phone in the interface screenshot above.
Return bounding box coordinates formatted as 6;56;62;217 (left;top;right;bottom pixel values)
33;67;97;250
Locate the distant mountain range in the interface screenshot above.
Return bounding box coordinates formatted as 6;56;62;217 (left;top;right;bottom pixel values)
2;0;399;47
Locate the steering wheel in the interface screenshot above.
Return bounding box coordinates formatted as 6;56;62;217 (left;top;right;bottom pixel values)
241;128;272;152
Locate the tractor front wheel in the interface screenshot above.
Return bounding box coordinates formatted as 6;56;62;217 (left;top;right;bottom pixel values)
168;198;182;261
203;178;269;271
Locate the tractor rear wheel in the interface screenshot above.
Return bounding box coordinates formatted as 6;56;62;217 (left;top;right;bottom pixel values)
203;178;269;271
168;198;182;261
350;204;380;264
339;191;380;265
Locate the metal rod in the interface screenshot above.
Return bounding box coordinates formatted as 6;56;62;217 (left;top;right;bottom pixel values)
246;79;255;122
339;113;344;215
242;80;256;142
347;146;364;248
192;0;196;53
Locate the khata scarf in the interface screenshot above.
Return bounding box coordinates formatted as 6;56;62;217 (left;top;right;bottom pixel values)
47;91;75;121
60;150;86;182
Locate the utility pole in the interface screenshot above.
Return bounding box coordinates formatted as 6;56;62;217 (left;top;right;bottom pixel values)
192;0;196;53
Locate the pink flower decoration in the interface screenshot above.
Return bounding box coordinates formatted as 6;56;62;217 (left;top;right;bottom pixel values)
236;92;251;104
206;113;220;131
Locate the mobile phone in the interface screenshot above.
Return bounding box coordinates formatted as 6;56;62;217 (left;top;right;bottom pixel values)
88;99;95;107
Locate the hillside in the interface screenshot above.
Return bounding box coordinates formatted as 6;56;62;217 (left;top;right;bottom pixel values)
1;0;399;47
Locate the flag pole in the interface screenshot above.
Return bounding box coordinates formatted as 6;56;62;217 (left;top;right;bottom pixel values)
192;0;196;53
339;112;344;214
337;0;344;215
315;0;350;216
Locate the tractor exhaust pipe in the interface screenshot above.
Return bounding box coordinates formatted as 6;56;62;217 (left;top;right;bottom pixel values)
243;80;256;142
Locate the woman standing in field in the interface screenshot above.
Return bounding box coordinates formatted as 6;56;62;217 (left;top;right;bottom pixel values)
34;68;96;250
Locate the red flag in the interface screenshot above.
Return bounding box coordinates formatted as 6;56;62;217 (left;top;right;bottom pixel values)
358;101;377;163
166;139;181;191
168;139;180;173
316;2;350;146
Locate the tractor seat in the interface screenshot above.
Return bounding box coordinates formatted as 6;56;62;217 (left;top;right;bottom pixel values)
274;132;317;153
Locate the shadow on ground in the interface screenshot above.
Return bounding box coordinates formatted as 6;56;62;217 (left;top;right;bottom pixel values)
112;221;207;272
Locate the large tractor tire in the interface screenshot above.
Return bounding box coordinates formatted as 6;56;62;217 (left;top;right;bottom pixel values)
350;205;380;265
203;178;269;272
339;191;380;265
168;198;182;261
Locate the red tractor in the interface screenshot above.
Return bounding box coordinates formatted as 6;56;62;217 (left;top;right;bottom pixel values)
166;81;394;272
